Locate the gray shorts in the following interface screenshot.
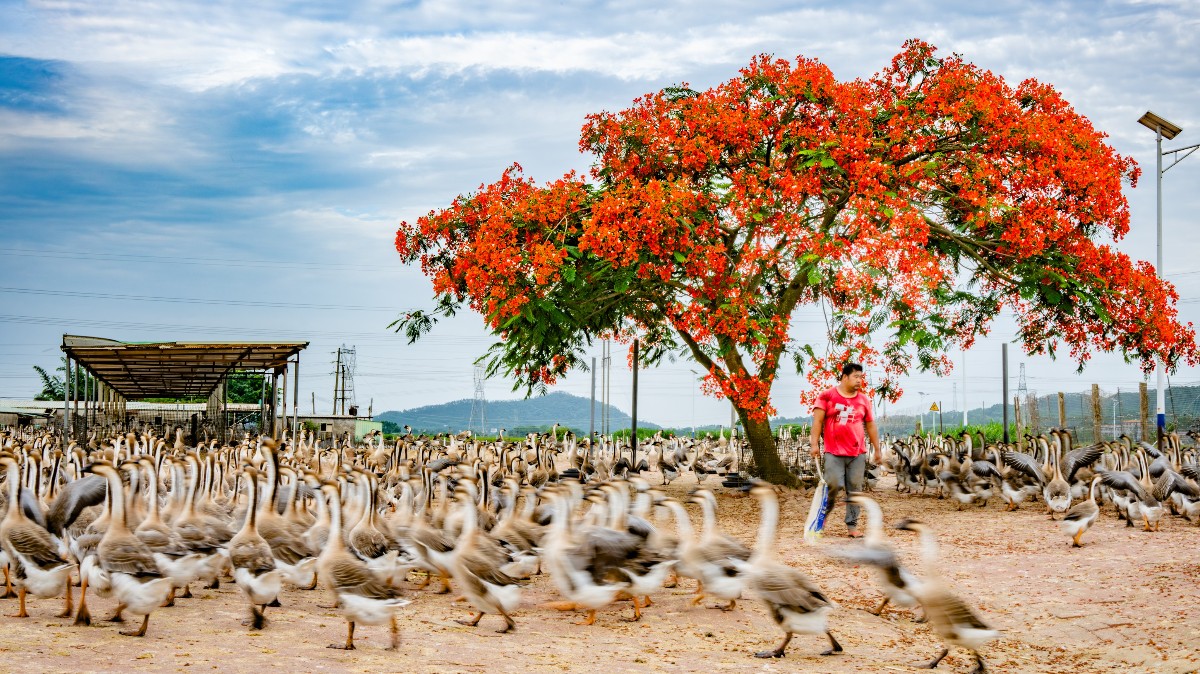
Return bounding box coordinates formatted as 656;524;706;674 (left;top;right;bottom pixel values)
822;452;867;528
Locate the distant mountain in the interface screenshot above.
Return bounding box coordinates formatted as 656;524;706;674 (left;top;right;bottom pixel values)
376;391;661;435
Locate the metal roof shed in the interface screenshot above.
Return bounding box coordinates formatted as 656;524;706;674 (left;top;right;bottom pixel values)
60;335;308;441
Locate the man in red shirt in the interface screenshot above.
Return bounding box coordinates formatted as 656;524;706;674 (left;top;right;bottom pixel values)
808;362;882;537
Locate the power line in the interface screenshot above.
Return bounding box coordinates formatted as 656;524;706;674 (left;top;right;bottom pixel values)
0;248;406;273
0;286;405;312
0;313;487;344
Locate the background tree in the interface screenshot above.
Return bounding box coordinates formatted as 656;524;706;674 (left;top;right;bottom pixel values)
34;361;265;405
225;372;266;405
33;357;95;401
393;39;1198;486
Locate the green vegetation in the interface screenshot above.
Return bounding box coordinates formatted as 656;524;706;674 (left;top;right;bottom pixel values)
32;362;265;404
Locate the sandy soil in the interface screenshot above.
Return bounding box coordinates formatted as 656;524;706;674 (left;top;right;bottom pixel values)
1;473;1197;674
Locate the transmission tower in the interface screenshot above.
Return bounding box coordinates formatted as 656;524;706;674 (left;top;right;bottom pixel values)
1016;363;1038;433
468;364;487;434
331;345;357;415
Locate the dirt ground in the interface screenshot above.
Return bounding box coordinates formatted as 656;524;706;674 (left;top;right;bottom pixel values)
1;472;1197;674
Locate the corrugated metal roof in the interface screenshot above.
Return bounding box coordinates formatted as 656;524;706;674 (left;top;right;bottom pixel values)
61;335;308;401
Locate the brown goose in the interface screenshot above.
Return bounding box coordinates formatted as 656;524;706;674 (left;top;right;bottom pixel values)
895;519;999;673
1060;476;1103;547
229;466;281;630
87;461;173;637
446;479;521;633
316;480;410;650
0;452;74;618
742;481;840;658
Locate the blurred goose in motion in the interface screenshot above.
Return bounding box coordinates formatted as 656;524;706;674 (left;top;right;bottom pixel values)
829;494;921;617
0;452;74;619
740;481;841;659
88;461;173;637
895;519;999;674
540;485;631;626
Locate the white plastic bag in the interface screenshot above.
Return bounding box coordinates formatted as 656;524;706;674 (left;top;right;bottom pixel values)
803;477;829;545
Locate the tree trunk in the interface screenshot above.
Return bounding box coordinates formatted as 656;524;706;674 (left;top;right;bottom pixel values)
739;412;799;489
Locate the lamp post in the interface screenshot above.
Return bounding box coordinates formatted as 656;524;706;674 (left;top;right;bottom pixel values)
689;369;699;439
1137;111;1199;451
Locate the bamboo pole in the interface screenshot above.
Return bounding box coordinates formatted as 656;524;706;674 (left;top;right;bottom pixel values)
1058;392;1066;429
1139;382;1150;442
1091;384;1103;443
1014;397;1023;451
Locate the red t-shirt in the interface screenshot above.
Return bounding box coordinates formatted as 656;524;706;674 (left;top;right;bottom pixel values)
814;386;874;456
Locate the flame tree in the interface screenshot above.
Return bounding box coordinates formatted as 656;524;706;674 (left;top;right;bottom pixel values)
393;40;1197;486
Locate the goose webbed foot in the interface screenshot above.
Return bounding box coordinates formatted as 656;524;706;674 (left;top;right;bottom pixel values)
119;614;150;637
918;647;950;669
107;604;126;622
711;598;736;611
74;602;92;626
243;605;266;630
206;578;220;590
386;616;401;650
10;587;28;617
161;587;175;607
624;596;643;622
267;597;282;608
820;630;843;656
56;576;74;617
328;621;356;650
496;610;516;634
754;633;791;658
181;585;193;598
302;573;320;591
968;651;988;674
574;609;597;626
871;597;890;616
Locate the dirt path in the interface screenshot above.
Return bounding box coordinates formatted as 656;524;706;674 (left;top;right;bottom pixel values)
1;474;1197;673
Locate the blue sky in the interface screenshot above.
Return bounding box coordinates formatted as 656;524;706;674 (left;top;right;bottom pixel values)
2;0;1199;428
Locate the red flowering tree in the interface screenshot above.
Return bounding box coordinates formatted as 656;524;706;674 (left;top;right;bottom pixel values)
393;40;1198;486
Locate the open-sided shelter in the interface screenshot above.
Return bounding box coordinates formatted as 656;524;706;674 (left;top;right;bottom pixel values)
60;335;308;442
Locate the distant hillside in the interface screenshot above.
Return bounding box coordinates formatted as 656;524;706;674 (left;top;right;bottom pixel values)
376;391;661;435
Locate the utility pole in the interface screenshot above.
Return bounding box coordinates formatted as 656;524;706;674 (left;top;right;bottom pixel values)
631;339;639;467
332;348;341;415
1001;344;1010;443
962;348;968;426
589;356;596;439
952;382;958;428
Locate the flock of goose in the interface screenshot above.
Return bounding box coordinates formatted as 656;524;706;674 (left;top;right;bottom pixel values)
0;424;1194;672
884;429;1200;546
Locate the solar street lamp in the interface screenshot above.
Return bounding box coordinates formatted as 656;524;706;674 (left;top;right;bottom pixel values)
1137;111;1199;451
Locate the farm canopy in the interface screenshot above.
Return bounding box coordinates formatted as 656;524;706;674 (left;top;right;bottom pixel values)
61;335;307;400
